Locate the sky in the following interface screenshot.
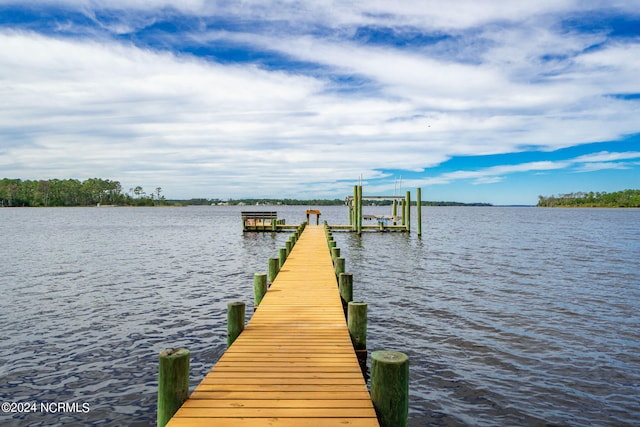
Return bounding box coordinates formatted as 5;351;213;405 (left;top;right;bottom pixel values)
1;1;640;205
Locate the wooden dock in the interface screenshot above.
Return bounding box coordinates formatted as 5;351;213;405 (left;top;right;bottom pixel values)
165;225;380;427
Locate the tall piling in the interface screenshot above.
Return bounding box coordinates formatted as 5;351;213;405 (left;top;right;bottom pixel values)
357;185;363;235
352;185;358;231
417;187;422;237
405;191;411;232
392;199;398;225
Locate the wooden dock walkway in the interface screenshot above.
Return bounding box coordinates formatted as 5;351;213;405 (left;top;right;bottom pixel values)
165;225;380;427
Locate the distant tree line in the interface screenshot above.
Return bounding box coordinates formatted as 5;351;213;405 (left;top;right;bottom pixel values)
222;198;346;206
420;201;492;206
208;198;492;207
0;178;166;207
2;177;495;208
537;189;640;207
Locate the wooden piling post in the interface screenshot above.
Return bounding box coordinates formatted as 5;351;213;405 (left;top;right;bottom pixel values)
371;350;409;427
405;190;411;232
331;247;340;262
157;348;190;427
253;273;267;308
268;257;279;283
357;185;363;235
335;257;345;277
352;185;358;231
339;273;353;305
279;248;287;267
227;301;245;347
417;187;422;237
392;200;398;225
347;302;367;351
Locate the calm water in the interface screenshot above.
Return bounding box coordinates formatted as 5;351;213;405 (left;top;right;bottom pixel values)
1;206;639;426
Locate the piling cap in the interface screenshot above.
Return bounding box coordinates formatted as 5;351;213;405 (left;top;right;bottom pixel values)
371;350;409;365
348;301;367;307
159;348;190;359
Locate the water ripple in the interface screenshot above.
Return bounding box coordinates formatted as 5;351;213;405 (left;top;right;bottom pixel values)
1;206;639;426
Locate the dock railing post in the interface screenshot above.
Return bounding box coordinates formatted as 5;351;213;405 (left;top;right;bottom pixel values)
227;301;245;347
331;247;340;263
157;348;190;427
371;350;409;427
339;273;353;312
335;257;345;277
253;273;267;308
347;302;367;351
268;257;279;284
348;301;367;372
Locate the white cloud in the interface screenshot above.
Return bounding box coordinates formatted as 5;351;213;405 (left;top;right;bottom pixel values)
418;160;570;186
573;151;640;163
407;151;640;189
1;1;640;201
0;30;448;196
217;26;640;149
574;162;633;172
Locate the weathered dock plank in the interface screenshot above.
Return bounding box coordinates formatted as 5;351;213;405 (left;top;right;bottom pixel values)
165;225;379;427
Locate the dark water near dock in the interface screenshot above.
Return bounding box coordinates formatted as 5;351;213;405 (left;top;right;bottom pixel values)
1;206;639;426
